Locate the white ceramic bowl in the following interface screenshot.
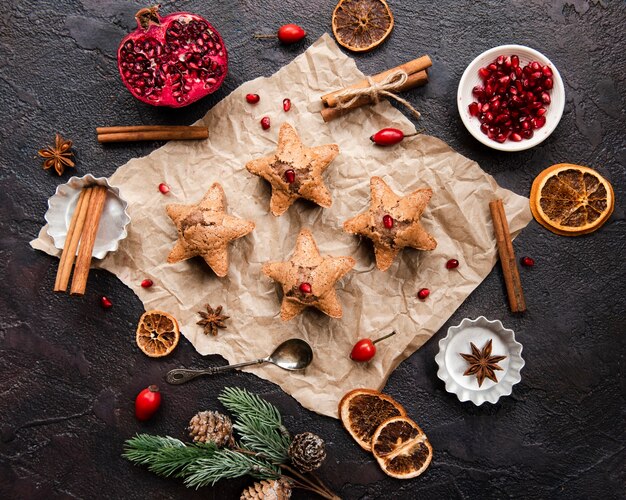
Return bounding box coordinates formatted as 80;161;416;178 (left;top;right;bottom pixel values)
435;317;524;405
45;174;131;259
457;44;565;152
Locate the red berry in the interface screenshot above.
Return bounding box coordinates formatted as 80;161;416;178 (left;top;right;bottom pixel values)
260;116;270;130
521;256;535;267
100;296;113;309
135;385;161;421
468;102;480;116
446;259;459;269
158;183;170;194
299;282;312;294
141;279;153;288
283;98;291;112
277;24;306;44
417;288;430;300
350;331;396;362
370;128;406;146
284;169;295;184
382;214;394;229
245;93;260;104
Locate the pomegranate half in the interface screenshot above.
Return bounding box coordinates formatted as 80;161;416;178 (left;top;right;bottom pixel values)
117;5;228;108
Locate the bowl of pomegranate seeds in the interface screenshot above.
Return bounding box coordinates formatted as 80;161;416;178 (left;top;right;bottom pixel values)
458;45;565;151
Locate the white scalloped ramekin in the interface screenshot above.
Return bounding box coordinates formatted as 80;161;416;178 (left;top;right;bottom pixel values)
45;174;131;259
435;316;524;405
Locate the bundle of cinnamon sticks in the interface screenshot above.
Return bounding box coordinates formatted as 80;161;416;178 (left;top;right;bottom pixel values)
320;54;432;122
54;185;108;295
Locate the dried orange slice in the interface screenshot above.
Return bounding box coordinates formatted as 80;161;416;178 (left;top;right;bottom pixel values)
136;310;180;357
371;416;433;479
339;388;406;451
530;164;614;236
332;0;394;52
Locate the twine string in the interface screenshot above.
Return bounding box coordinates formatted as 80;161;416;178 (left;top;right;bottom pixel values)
332;70;421;119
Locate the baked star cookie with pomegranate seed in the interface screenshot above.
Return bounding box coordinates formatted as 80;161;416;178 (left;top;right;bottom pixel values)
344;176;437;271
262;229;355;321
166;182;255;277
246;123;339;216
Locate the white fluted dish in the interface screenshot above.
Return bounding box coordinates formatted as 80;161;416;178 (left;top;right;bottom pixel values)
458;44;565;152
435;317;524;405
45;174;131;259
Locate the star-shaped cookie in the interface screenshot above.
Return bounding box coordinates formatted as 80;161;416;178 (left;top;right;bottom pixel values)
262;228;355;321
246;123;339;216
343;176;437;271
166;182;255;277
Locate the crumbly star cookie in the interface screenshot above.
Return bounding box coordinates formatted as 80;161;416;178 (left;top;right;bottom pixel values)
246;123;339;216
344;176;437;271
262;228;355;321
166;182;255;277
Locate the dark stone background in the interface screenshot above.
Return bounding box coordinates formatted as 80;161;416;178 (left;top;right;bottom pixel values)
0;0;624;499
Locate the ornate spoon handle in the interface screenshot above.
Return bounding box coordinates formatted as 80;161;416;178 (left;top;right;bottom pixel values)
165;358;266;385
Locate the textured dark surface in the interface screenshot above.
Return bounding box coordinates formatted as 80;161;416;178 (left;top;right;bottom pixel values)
1;0;625;499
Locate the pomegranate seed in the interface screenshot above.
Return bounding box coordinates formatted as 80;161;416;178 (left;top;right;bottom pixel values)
536;107;547;117
480;123;489;135
481;103;490;113
472;85;484;97
521;129;534;139
488;63;497;72
284;169;295;184
245;93;260;104
478;67;491;79
100;296;113;309
530;61;540;72
468;102;480;116
446;259;459;269
496;55;505;66
158;183;170;194
541;92;551;105
521;256;535;267
283;98;291;112
260;116;270;130
299;282;312;294
141;279;153;288
543;77;553;90
542;65;553;77
510;132;522;142
532;116;546;129
511;55;520;68
484;112;495;123
417;288;430;300
383;214;394;229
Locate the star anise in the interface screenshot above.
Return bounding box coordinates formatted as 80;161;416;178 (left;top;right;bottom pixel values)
196;304;229;336
38;133;75;176
459;339;507;387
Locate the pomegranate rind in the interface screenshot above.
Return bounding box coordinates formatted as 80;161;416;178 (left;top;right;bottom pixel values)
338;388;407;451
136;310;180;358
530;163;614;236
371;416;433;479
117;7;228;108
332;0;394;53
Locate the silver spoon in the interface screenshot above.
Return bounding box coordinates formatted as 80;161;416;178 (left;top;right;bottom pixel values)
165;338;313;385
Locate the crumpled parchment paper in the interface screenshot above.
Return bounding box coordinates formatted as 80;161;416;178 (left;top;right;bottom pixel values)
32;34;532;418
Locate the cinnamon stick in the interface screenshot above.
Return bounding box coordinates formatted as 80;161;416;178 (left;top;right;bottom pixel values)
54;187;93;292
489;199;526;312
321;55;432;108
70;186;108;296
320;70;428;123
96;126;208;143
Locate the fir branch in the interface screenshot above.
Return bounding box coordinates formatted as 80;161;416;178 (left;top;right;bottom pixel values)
219;387;291;463
184;448;280;489
122;434;186;466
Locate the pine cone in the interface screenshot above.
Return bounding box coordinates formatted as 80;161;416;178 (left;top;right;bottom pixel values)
240;478;292;500
188;410;235;448
288;432;327;473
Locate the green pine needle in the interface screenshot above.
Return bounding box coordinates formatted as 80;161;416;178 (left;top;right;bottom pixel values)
219;387;291;463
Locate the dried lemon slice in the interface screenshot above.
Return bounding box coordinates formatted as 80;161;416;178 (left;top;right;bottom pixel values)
530;164;614;236
338;388;406;451
332;0;394;52
136;310;180;357
371;416;433;479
